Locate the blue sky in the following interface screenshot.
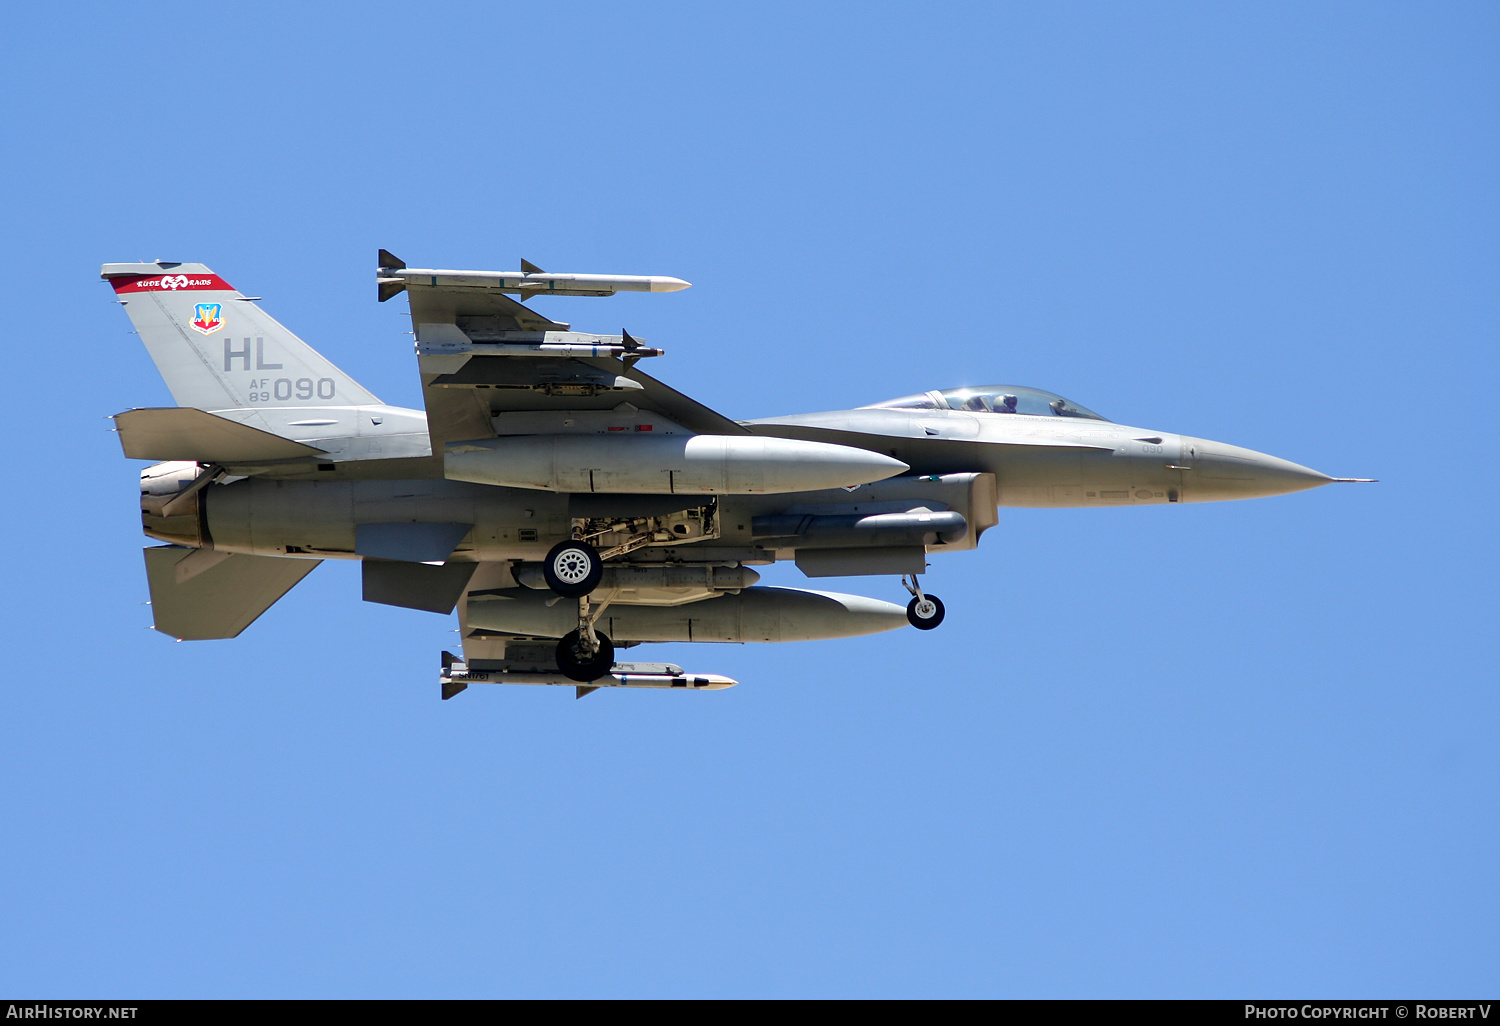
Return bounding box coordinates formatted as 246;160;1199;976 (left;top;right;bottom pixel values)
0;1;1495;997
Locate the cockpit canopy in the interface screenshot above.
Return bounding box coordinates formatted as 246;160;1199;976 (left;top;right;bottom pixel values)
862;385;1109;422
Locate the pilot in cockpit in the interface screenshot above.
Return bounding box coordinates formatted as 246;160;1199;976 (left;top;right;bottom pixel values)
997;394;1019;414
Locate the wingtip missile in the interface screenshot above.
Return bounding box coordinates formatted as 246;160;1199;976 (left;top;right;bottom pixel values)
377;249;409;302
376;262;691;298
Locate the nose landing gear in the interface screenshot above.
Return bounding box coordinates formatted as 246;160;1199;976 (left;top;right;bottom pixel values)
902;574;945;630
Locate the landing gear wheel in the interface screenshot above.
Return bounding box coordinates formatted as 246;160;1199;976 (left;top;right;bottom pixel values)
556;629;615;683
543;540;603;597
906;594;945;630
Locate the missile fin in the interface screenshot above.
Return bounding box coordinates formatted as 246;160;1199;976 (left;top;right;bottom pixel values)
521;258;544;274
440;650;469;699
378;249;406;270
576;685;601;699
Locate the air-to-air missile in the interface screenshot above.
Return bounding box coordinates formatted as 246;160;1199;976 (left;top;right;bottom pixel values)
377;251;691;298
440;650;738;701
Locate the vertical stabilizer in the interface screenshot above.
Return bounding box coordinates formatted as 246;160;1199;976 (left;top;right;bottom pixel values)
103;262;379;411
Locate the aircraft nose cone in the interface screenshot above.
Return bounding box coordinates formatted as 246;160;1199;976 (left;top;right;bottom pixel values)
1179;436;1332;502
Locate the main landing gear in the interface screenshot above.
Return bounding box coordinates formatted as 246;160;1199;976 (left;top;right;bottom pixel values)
556;625;615;682
542;539;604;598
545;528;615;681
556;578;616;682
901;574;945;630
541;509;667;599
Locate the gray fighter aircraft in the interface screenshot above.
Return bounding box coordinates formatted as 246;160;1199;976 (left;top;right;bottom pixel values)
109;253;1370;698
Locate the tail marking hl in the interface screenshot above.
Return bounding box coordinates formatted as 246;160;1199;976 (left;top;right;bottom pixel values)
222;339;284;372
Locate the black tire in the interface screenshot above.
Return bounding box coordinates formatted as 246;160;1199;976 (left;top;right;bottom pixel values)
542;540;603;597
556;629;615;683
906;594;945;630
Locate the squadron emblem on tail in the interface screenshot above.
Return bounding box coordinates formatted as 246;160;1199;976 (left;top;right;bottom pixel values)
189;303;223;335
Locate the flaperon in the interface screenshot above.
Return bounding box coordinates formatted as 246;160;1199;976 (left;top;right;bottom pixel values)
108;251;1371;698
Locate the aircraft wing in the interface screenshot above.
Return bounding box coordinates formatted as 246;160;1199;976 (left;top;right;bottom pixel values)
377;251;746;450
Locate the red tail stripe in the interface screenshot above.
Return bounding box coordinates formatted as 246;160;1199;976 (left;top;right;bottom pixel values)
110;273;236;294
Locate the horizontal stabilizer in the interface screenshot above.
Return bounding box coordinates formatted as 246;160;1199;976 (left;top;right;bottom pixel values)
116;408;325;462
144;546;320;640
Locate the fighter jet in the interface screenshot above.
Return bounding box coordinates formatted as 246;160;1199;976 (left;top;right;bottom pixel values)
108;253;1370;698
